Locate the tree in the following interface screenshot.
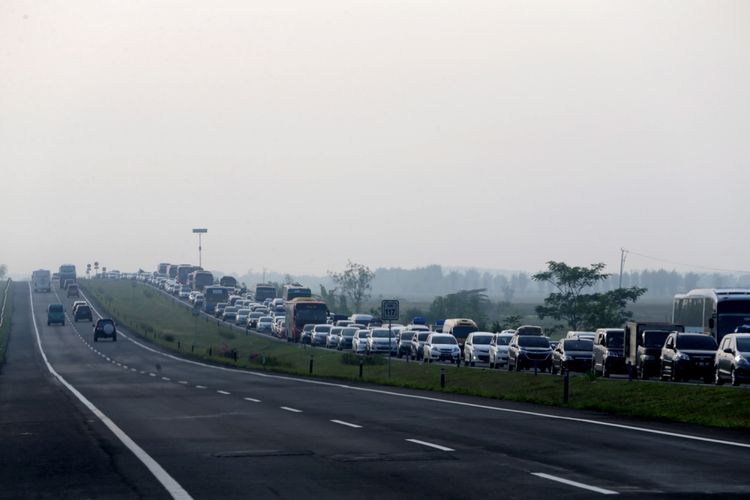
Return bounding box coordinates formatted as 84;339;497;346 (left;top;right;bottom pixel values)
532;261;645;330
0;264;6;280
328;261;375;313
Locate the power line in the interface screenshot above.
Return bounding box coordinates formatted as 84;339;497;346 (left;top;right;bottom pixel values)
623;249;750;275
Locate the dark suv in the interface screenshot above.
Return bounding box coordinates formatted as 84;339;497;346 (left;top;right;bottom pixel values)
636;330;671;379
508;335;552;372
74;305;93;322
715;333;750;386
551;339;593;374
592;328;625;377
660;332;717;383
93;318;117;342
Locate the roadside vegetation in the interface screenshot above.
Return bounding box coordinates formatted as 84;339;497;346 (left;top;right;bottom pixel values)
0;278;13;369
80;279;750;430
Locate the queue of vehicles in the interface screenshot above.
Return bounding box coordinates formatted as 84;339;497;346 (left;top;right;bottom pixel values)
43;264;750;387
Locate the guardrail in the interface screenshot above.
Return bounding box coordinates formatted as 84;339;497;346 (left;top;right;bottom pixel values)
0;279;11;329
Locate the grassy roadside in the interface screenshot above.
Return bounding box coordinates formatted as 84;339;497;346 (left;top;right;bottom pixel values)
0;280;13;369
80;279;750;430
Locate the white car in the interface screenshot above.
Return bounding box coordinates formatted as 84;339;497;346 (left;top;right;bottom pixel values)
236;308;251;326
367;328;393;354
489;332;515;368
179;286;192;299
463;332;495;366
566;331;596;342
352;330;370;354
311;324;332;347
326;327;342;349
257;316;274;333
423;334;461;363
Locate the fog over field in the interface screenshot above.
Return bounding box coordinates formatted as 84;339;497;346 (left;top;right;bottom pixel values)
2;1;748;278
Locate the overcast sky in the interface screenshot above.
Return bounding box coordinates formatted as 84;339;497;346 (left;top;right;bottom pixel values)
2;1;748;278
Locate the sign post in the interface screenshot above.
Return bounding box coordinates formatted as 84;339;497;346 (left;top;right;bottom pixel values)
192;228;208;267
381;300;400;378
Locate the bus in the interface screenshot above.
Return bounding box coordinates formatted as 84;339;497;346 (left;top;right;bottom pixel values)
32;269;51;292
220;276;238;289
255;284;277;303
442;318;479;349
176;265;201;285
157;263;171;276
283;284;311;301
285;298;329;342
203;285;230;315
673;288;750;343
166;264;180;279
191;271;214;291
59;264;77;287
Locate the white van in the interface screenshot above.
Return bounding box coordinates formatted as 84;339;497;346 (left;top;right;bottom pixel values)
32;269;52;293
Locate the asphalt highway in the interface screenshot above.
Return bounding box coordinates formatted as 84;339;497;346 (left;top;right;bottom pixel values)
1;282;749;499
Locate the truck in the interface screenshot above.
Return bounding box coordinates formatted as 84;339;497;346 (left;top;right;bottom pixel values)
624;321;684;379
32;269;52;293
220;276;238;289
58;264;77;288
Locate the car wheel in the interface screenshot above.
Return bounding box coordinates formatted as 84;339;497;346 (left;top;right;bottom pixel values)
731;369;740;386
94;335;98;342
715;366;724;385
47;321;50;326
112;334;117;342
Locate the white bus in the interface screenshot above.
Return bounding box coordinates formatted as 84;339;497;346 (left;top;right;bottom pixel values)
673;288;750;343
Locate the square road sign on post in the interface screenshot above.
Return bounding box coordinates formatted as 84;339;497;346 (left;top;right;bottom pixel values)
381;300;399;321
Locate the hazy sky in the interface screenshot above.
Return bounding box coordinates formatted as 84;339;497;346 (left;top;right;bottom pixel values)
2;1;748;278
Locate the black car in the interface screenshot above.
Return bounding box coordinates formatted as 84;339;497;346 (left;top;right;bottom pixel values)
508;335;552;372
396;332;413;358
660;332;717;383
636;330;670;379
73;305;93;322
551;339;593;374
93;318;117;342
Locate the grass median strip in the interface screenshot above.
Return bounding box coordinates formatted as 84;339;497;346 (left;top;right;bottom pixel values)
80;280;750;430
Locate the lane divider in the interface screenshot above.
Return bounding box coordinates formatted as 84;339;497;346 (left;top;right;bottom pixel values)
532;472;618;496
28;283;193;500
405;438;454;452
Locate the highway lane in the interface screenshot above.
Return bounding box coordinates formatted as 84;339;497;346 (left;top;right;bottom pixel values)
26;282;750;498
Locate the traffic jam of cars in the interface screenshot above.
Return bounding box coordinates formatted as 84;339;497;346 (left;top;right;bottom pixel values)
43;263;750;388
120;264;750;387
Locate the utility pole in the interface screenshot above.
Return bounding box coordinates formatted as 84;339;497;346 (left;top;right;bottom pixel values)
619;248;628;288
192;228;208;268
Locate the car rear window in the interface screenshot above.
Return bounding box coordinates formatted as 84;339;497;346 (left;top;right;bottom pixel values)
519;336;550;348
737;337;750;351
49;305;63;313
472;334;493;345
563;340;593;351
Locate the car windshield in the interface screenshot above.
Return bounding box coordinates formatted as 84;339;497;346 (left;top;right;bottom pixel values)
259;317;272;322
417;333;429;341
49;305;63;312
371;330;390;338
519;336;550;348
736;337;750;351
400;332;413;340
606;332;624;347
314;325;332;333
341;328;357;336
495;336;511;346
563;340;593;351
676;335;718;350
643;331;670;348
431;336;456;345
472;334;493;345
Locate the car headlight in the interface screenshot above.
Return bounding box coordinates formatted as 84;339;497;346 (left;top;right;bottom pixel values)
735;355;750;367
674;351;690;361
641;355;655;360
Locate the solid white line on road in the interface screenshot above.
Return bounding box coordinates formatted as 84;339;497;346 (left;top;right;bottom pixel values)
28;284;193;500
331;419;362;429
406;439;454;452
140;371;146;374
149;373;157;377
195;385;207;389
123;365;128;369
162;377;171;381
217;390;231;395
243;397;261;403
280;406;302;413
532;473;619;495
131;368;137;372
178;381;189;385
77;287;750;451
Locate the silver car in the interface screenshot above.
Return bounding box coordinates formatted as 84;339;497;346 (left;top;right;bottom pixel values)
464;332;495;366
367;328;393;354
326;327;343;349
423;334;461;363
352;330;370;353
311;324;332;347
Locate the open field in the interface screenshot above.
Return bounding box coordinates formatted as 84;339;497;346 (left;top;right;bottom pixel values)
80;279;750;429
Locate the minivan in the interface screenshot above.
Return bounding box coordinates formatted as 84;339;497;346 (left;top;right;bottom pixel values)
592;328;625;377
47;304;65;326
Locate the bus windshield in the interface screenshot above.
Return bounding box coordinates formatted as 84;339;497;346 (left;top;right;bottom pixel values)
718;301;750;337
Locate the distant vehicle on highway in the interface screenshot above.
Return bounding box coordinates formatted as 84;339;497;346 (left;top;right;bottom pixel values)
396;332;413;358
715;332;750;386
204;287;230;315
366;328;392;354
285;299;328;343
352;330;369;353
222;306;239;323
219;276;238;289
32;269;51;293
282;284;311;301
337;327;358;350
489;332;514;368
190;270;214;291
349;313;374;327
93;318;117;342
74;304;93;322
660;332;717;383
58;264;77;287
565;331;595;342
624;321;684;379
423;334;461;363
236;309;251;325
47;304;65;326
410;332;430;360
592;328;625;377
66;284;80;298
674;288;750;344
300;324;315;344
515;325;544;336
257;316;273;333
255;284;277;303
441;318;478;351
463;332;494;366
508;334;551;372
551;339;593;374
311;324;332;347
326;327;342;348
247;312;263;328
